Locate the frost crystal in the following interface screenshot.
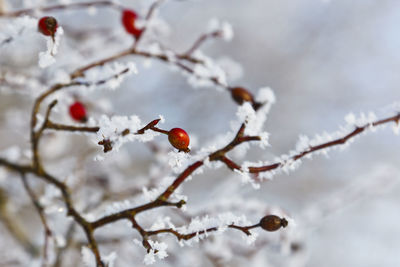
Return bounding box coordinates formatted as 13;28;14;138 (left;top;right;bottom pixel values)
234;163;260;189
232;87;276;142
76;61;137;91
143;250;156;265
168;151;191;173
95;114;164;157
207;18;234;41
143;241;168;265
103;251;117;267
217;57;243;82
393;122;400;135
39;27;64;68
175;213;253;246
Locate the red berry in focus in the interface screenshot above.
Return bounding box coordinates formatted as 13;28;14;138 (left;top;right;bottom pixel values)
38;16;58;37
168;128;190;152
122;9;143;38
69;102;87;123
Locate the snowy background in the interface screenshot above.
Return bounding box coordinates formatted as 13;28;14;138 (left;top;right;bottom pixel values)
0;0;399;266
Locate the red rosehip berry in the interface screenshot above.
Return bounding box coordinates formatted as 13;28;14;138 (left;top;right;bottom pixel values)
122;9;143;39
259;215;288;232
168;128;190;152
38;16;58;37
69;101;87;123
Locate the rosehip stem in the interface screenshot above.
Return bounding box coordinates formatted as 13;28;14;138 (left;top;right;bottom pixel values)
150;127;169;135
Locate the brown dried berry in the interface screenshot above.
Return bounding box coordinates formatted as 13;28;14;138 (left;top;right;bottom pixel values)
259;215;288;232
230;87;254;105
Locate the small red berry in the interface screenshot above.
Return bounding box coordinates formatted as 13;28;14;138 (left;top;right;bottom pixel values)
38;16;58;37
168;128;190;152
122;9;143;38
259;215;288;232
69;101;87;123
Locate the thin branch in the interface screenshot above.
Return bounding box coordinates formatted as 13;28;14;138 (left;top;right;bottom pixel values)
20;174;52;266
0;1;125;17
147;222;260;241
247;113;400;173
45;121;99;133
98;118;170;153
70;49;133;79
133;0;166;48
182;30;222;56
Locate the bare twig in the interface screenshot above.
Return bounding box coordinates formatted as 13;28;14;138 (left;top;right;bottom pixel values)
0;1;125;17
20;174;52;266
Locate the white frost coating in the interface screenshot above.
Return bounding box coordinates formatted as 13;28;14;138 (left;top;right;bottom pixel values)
236;102;256;123
207;18;234;41
189;62;227;88
143;250;156;265
81;246;96;267
297;111;381;155
220;21;234;41
234;167;260;189
76;61;137;91
140;17;171;42
259;132;270;148
143;240;168;265
256;87;276;104
344;111;377;127
393;122;400;135
230;87;276;150
168;151;191;173
141;42;163;56
142;176;187;203
344;112;356;125
94;114;164;159
239;87;275;139
185;51;227;89
150;216;176;231
0;16;36;42
240;109;392;181
158;114;165;123
103;251;117;267
38;27;64;68
175;213;253;246
244;231;259;245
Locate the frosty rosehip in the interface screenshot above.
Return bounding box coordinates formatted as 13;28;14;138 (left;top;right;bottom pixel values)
122;9;143;39
38;16;58;37
69;101;87;123
168;128;190;152
259;215;288;232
